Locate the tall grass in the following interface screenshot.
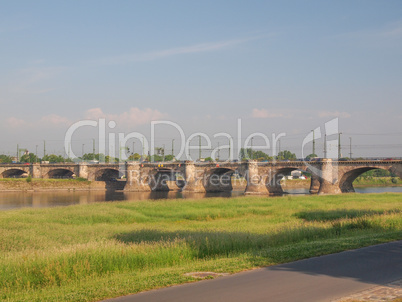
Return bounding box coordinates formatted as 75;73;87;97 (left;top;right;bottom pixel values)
0;193;401;301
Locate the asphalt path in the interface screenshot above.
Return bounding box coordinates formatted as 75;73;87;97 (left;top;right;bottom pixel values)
104;240;402;302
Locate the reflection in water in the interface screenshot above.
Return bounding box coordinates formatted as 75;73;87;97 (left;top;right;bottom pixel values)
284;188;310;195
0;187;400;210
355;187;402;193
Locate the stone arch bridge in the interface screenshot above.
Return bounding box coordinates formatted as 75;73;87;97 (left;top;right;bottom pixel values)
0;160;400;195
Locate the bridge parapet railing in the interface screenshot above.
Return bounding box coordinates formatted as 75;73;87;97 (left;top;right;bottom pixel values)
334;160;402;165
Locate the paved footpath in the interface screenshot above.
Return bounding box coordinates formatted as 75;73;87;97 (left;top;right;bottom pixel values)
104;241;402;302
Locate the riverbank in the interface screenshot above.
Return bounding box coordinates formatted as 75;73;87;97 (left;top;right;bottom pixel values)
1;193;401;302
0;178;106;191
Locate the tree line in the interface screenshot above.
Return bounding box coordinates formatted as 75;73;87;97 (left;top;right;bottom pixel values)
0;149;312;164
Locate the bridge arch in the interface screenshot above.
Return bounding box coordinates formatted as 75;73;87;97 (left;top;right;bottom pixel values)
203;167;237;192
95;168;120;181
149;168;184;191
266;167;312;195
1;169;28;178
339;166;399;193
47;169;76;179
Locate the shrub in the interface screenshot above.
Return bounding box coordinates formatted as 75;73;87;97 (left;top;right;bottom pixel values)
391;177;398;184
26;176;32;183
75;177;88;182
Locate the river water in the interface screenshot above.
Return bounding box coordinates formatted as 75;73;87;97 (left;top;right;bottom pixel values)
0;187;401;210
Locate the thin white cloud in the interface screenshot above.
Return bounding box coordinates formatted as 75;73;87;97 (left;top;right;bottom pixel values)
335;20;402;40
6;107;167;129
4;66;65;96
251;108;292;119
17;66;65;85
85;107;167;126
317;111;351;119
5;114;72;129
40;114;71;126
97;37;261;65
250;108;351;120
380;23;402;37
6;117;27;128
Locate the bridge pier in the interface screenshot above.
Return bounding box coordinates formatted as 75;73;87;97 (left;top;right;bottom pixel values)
340;181;355;193
244;162;267;195
182;162;206;193
79;163;91;180
30;163;42;178
266;168;288;195
309;174;320;194
318;159;342;194
124;163;151;192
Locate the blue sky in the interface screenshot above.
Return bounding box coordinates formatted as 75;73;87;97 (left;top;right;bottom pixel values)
1;1;401;158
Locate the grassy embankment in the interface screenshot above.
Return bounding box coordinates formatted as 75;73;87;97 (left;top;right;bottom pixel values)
353;177;401;187
0;178;106;191
0;193;401;301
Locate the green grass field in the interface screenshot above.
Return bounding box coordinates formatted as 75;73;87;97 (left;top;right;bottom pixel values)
1;193;401;301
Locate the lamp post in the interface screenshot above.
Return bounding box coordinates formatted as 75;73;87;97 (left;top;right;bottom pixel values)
278;139;281;158
198;135;201;160
250;137;254;160
82;144;85;159
311;130;315;156
142;137;145;159
228;139;231;161
349;137;352;159
338;132;342;159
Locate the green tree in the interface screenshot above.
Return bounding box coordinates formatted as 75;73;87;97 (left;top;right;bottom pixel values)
41;154;72;163
80;153;119;163
82;153;97;161
149;155;163;162
253;151;273;161
104;156;119;163
164;154;174;161
204;157;214;162
20;153;39;163
127;153;141;161
306;153;318;160
360;169;391;177
239;148;272;161
277;150;296;161
0;155;12;163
